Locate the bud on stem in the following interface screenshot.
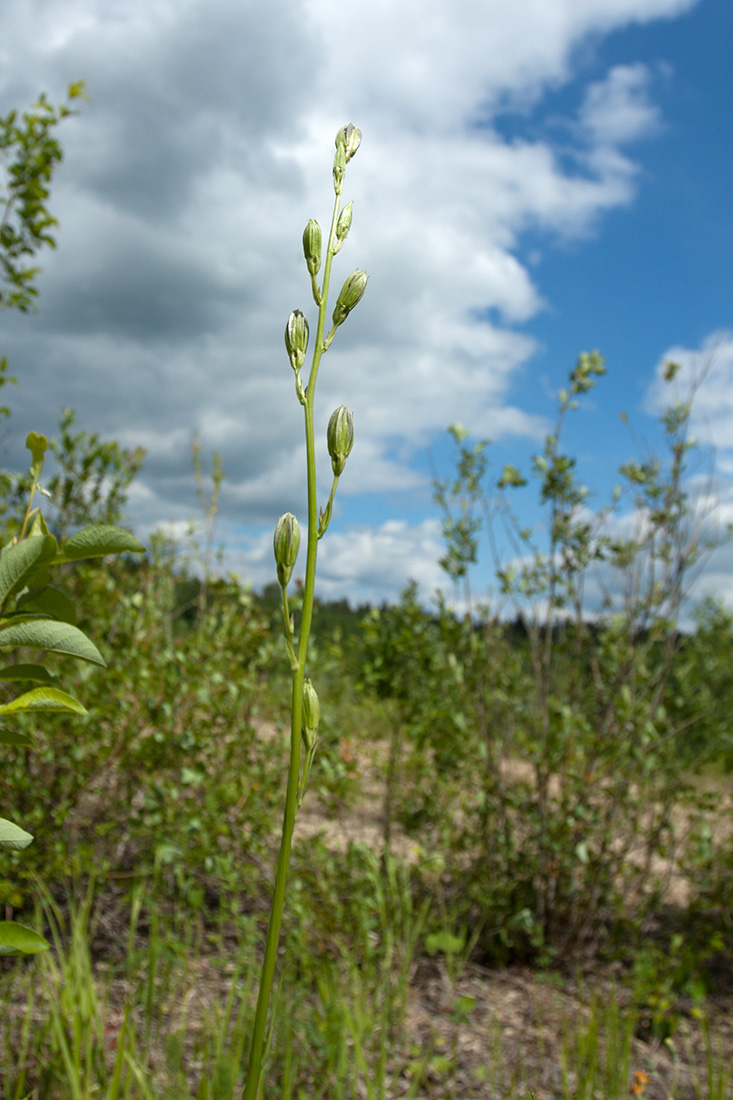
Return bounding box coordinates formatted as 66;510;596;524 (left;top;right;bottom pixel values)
327;405;354;476
335;124;362;163
332;270;368;328
302;219;322;277
333;144;346;195
302;679;320;740
332;125;361;194
284;310;309;371
332;201;353;256
273;512;301;587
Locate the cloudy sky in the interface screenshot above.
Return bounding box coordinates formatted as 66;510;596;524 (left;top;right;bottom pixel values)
0;0;731;610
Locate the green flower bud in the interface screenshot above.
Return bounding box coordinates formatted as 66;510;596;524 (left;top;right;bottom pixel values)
303;219;322;277
302;678;320;737
335;123;362;163
332;201;353;255
332;269;368;328
284;310;309;371
332;143;346;194
327;405;354;476
273;512;301;586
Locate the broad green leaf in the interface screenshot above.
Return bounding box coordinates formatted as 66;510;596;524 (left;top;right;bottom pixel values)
0;687;86;715
0;728;32;746
28;509;52;537
0;535;58;608
0;618;105;666
25;432;47;483
54;525;146;563
0;613;49;627
0;818;33;850
0;663;57;683
0;920;49;955
16;585;76;625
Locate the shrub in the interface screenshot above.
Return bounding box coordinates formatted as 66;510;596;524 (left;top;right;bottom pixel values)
361;354;729;963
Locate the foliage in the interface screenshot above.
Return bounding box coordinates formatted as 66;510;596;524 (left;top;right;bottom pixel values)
188;432;225;623
3;407;146;542
1;879;731;1099
0;358;731;1091
2;89;733;1097
360;353;731;963
0;432;144;954
666;597;733;770
0;83;86;314
432;422;490;614
45;408;146;540
0;533;277;911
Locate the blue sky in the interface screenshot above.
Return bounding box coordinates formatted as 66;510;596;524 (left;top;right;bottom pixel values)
0;0;731;611
517;0;732;422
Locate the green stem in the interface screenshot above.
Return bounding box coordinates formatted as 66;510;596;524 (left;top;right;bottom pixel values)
19;480;39;541
242;189;342;1100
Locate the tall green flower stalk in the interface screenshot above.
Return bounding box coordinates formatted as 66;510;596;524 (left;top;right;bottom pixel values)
242;123;366;1099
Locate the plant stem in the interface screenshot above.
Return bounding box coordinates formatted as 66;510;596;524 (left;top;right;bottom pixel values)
242;190;342;1100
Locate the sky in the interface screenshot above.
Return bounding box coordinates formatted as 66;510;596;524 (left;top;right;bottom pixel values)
0;0;731;612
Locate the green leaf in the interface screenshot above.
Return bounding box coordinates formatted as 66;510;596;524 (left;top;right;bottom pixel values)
453;995;477;1017
28;509;52;537
0;687;86;715
16;585;76;624
425;930;465;957
0;818;33;850
0;618;105;666
0;535;58;608
0;727;32;746
25;432;47;483
54;525;146;563
0;921;49;955
0;663;57;683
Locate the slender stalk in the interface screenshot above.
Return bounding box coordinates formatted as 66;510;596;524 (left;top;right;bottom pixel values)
242;170;352;1098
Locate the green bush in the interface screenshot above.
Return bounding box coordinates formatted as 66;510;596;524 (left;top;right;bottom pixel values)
0;432;144;951
360;354;732;964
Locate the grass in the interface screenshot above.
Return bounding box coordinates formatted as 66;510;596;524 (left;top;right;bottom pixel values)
1;854;731;1100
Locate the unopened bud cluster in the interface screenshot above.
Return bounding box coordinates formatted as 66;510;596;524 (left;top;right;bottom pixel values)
249;126;370;1097
336;124;362;163
333;124;361;194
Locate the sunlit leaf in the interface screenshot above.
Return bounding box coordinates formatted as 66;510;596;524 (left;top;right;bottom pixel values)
0;920;49;955
53;525;145;563
0;818;33;850
0;687;86;715
0;618;105;665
